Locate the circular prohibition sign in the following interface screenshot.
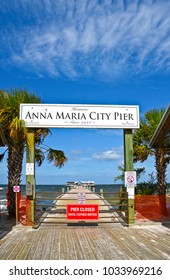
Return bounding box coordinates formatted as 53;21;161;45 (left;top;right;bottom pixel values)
127;175;134;183
13;185;20;192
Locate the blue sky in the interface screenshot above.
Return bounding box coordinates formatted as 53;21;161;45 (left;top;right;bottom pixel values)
0;0;170;185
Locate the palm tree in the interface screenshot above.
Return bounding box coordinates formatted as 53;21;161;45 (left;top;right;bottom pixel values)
0;89;67;216
114;164;145;184
133;108;170;214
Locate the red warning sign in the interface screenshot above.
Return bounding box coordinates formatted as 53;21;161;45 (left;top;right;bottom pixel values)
67;204;99;220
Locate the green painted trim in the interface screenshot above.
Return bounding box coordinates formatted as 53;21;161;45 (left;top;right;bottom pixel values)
128;199;135;224
26;129;35;224
124;129;135;224
124;129;133;171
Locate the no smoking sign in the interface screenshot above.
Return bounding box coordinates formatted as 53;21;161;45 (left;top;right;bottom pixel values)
127;175;134;183
125;171;136;187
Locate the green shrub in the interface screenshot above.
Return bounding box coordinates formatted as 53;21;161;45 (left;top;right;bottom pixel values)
135;172;158;195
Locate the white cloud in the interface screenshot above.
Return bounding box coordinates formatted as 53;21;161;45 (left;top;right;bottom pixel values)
1;0;170;80
93;146;123;161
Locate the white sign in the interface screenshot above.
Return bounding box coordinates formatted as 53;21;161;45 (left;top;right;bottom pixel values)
13;185;20;192
20;104;139;128
125;171;136;187
78;193;86;204
26;183;33;196
127;186;135;199
26;163;34;175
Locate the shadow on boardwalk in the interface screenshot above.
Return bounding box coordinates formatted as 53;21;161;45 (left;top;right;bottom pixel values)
0;213;15;240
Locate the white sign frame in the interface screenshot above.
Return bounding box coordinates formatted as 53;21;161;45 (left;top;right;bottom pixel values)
26;163;34;175
78;193;86;204
127;186;135;199
20;104;139;129
125;171;136;187
26;183;33;196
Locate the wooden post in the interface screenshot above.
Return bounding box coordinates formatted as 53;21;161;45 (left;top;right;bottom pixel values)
100;188;104;198
26;129;35;225
15;192;19;225
124;129;135;225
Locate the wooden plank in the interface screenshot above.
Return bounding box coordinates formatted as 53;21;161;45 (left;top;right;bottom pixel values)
127;229;163;260
49;228;60;260
87;227;123;259
15;230;36;260
146;226;170;245
1;231;26;260
0;224;170;260
33;229;49;259
40;229;56;260
99;227;130;259
75;228;96;259
25;229;46;259
59;228;68;260
105;227;140;259
107;226;170;260
65;229;78;260
82;228;105;260
0;231;18;257
134;227;170;259
68;228;85;260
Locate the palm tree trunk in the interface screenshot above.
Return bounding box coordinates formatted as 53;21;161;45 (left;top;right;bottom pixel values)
7;146;24;216
155;149;167;215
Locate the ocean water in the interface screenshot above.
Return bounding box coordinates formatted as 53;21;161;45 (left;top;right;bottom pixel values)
0;184;121;212
1;184;170;213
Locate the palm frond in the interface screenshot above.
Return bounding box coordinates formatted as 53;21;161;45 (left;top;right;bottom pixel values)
47;148;68;168
133;144;153;162
9;117;27;147
35;147;45;166
35;128;51;145
0;150;7;162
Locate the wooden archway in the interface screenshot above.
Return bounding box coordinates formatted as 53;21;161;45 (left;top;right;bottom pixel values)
20;104;139;226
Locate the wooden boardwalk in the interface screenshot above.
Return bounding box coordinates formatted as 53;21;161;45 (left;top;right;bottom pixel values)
0;223;170;260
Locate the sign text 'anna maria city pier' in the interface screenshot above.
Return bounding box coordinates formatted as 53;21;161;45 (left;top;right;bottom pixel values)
20;104;139;128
